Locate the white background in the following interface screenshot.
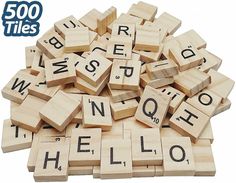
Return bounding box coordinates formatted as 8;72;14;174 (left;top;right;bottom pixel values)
0;0;235;183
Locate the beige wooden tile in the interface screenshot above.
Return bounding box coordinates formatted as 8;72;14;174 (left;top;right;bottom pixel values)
69;128;101;166
89;41;107;56
65;122;82;137
111;23;135;41
1;119;33;153
82;95;112;131
135;86;171;128
162;137;195;176
25;46;37;68
68;166;93;175
173;68;211;97
36;31;64;59
110;98;138;120
44;53;76;87
62;83;86;94
146;60;178;79
186;89;222;117
11;95;46;132
207;69;235;103
76;52;112;86
128;1;157;21
54;15;84;38
30;50;46;75
100;139;132;179
37;123;66;137
199;123;214;143
133;165;155;177
131;128;163;166
156;86;185;114
192;140;215;176
40;91;81;131
33;139;70;181
161;115;183;137
2;70;37;104
109;60;141;90
79;9;102;31
213;98;231;116
170;101;210;143
133;46;163;63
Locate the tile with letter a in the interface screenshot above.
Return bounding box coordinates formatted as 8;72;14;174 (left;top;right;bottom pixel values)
100;139;132;179
169;101;210;143
162;137;195;176
131;128;163;166
135;85;171;128
69;128;101;166
33;139;70;182
1;119;33;153
2;70;37;104
82;95;112;131
44;53;76;87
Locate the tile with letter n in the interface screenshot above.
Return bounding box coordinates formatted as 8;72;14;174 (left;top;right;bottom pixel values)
45;53;76;87
1;70;37;104
162;137;195;176
76;52;112;87
169;101;210;143
1;119;33;153
131;128;163;166
69;128;101;166
109;60;141;90
100;139;132;179
82;95;112;131
135;85;171;128
33;139;70;182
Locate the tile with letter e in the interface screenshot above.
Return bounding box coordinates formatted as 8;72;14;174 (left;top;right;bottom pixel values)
82;95;112;131
69;128;101;166
33;139;70;182
135;86;171;128
45;54;76;87
1;119;33;153
109;60;141;90
100;139;132;179
169;101;210;143
131;128;163;166
162;137;195;176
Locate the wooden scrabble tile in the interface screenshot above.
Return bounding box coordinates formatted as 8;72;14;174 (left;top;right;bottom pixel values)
79;9;102;31
89;41;107;56
161;115;183;137
133;165;155;177
213;98;231;116
97;32;111;45
76;52;112;86
128;1;157;21
110;98;138;120
111;23;135;41
64;27;90;52
40;91;81;131
186;89;222;117
131;128;163;166
146;60;178;79
36;31;64;59
37;123;66;137
135;86;171;128
30;50;47;75
100;139;132;179
1;119;33;153
109;60;141;90
106;36;133;60
156;86;185;114
75;74;109;96
29;71;62;101
68;166;93;175
173;68;211;97
192;140;216;176
33;139;70;181
69;128;101;166
162;137;195;176
54;15;84;38
65;122;82;137
2;70;37;104
134;25;162;52
107;85;142;103
199;123;214;143
140;73;174;89
169;101;210;143
11;95;46;132
82;95;112;131
63;83;85;94
169;38;203;71
207;69;235;103
44;53;76;87
10;101;20;117
197;49;222;72
25;46;37;68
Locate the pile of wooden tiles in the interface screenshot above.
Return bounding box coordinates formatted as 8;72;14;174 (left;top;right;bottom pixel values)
1;1;235;181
